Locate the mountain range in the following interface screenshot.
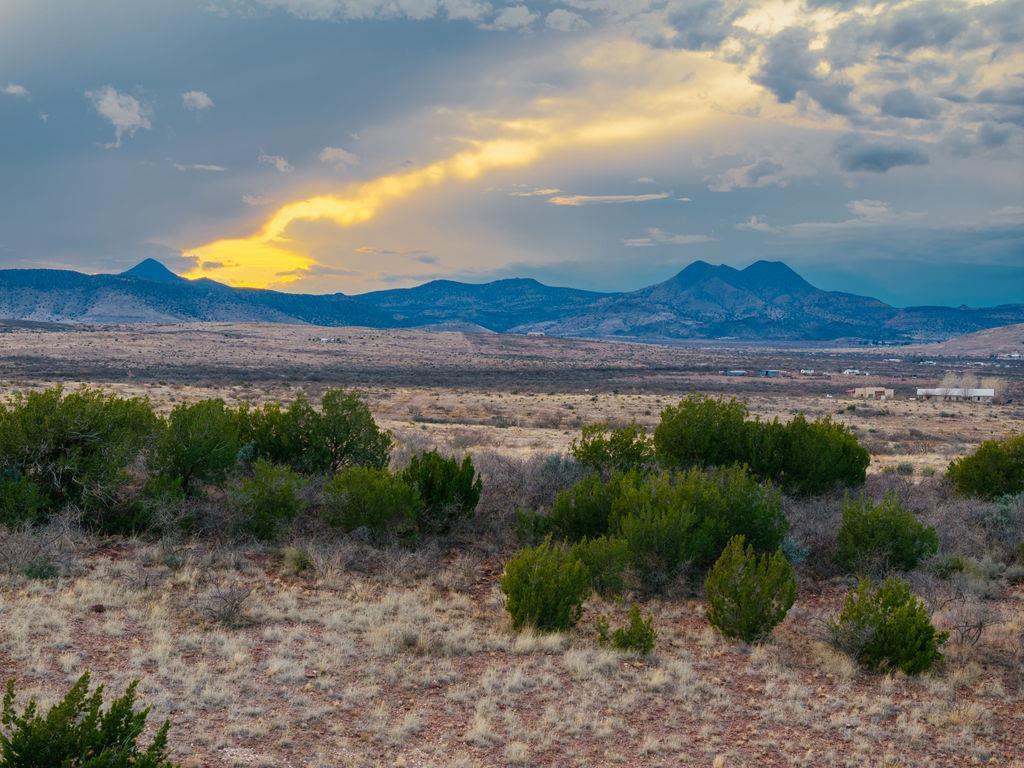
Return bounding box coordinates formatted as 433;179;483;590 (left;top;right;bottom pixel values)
1;258;1021;343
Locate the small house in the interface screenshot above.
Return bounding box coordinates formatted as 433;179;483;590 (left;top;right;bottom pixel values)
916;387;994;403
847;386;895;400
759;369;782;378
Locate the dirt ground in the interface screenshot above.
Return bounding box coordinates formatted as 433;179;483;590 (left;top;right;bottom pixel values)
0;323;1022;767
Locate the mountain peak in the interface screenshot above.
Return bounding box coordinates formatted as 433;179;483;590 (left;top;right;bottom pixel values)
120;258;184;284
741;260;810;285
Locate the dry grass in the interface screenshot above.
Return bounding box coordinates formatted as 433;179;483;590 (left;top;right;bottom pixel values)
0;324;1022;766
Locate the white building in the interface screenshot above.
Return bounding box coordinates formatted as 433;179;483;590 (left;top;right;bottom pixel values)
916;387;994;403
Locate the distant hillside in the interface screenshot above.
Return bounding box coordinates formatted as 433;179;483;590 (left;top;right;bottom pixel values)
0;258;1021;343
900;323;1024;356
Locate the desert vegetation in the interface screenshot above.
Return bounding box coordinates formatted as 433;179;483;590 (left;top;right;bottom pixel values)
0;372;1022;765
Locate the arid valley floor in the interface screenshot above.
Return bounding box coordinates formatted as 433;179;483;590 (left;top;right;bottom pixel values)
0;323;1022;767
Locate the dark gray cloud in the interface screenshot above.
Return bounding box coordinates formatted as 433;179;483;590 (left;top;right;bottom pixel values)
833;134;929;172
880;88;941;119
753;26;854;114
665;0;747;51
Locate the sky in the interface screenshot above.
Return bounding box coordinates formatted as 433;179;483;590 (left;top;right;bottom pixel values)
0;0;1022;307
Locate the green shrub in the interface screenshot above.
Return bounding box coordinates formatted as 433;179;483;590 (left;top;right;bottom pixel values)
322;467;420;535
0;387;158;515
234;397;324;472
654;395;750;470
319;389;392;472
230;460;305;541
500;539;591;632
652;396;868;495
22;558;58;581
514;509;553;544
836;493;938;574
153;399;239;495
704;536;797;643
0;475;45;528
774;414;869;495
597;605;657;655
830;576;947;674
571;423;653;477
282;546;314;576
401;451;482;533
571;535;630;597
611;474;695;592
947;434;1024;500
674;465;786;569
548;472;631;542
0;672;177;767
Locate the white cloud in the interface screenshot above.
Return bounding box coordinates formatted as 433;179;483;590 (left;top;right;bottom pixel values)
258;151;293;173
442;0;490;20
737;200;925;236
546;8;588;31
707;158;789;192
636;176;656;184
548;192;670;206
319;146;359;168
174;163;227;172
85;86;152;148
3;83;29;98
181;90;214;111
623;227;714;247
508;186;561;197
488;4;537;30
242;194;272;206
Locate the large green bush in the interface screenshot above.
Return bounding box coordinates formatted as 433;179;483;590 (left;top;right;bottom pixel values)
501;539;591;632
830;576;947;674
654;395;750;470
401;451;482;533
773;415;869;495
704;535;797;643
319;389;392;472
836;493;938;574
235;389;391;474
673;465;787;569
322;467;420;535
547;472;631;542
652;395;868;495
0;673;177;767
0;387;158;514
570;535;630;597
234;397;324;472
230;460;305;541
152;399;239;495
947;434;1024;500
571;423;653;477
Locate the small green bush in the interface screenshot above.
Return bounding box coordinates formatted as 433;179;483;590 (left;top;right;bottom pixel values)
0;476;45;528
571;422;653;477
704;536;797;643
153;399;239;495
596;605;657;655
322;467;420;535
234;397;324;472
500;539;591;632
0;672;177;767
836;493;938;574
571;535;630;597
947;434;1024;500
0;387;158;515
282;546;314;576
654;395;750;470
21;558;58;581
830;576;947;674
230;460;305;541
402;451;482;533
